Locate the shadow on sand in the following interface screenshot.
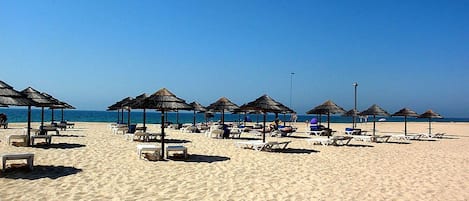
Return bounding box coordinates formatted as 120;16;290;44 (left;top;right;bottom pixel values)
181;154;230;163
274;148;319;154
381;141;412;144
0;165;82;180
281;135;311;139
153;139;191;144
33;143;86;149
53;134;85;138
153;154;230;163
345;144;375;148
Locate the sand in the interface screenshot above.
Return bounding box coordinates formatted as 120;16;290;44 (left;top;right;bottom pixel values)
1;121;468;200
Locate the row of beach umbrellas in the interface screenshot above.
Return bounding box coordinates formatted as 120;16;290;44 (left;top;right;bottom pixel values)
306;100;442;136
0;80;75;145
109;89;443;150
108;89;296;152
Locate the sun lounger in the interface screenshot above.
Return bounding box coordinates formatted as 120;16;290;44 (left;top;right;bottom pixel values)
306;138;332;146
229;128;242;138
7;134;28;146
352;135;374;142
235;140;291;151
30;135;52;145
391;134;422;141
306;136;353;146
37;126;60;135
421;133;445;139
308;130;325;136
372;135;392;143
329;136;353;146
278;126;297;137
205;126;224;139
266;141;291;151
235;140;264;150
2;153;34;171
166;145;188;159
136;144;162;159
112;125;128;135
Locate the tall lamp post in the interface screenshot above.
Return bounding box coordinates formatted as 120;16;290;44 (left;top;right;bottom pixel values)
353;82;358;128
290;72;295;109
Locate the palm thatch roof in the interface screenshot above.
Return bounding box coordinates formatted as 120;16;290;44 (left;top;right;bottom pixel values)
20;87;55;107
392;108;418;117
207;97;239;112
0;81;35;106
142;88;191;110
418;109;443;119
306;100;346;114
359;104;390;116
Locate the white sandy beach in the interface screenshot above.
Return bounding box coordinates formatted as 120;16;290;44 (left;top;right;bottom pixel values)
1;121;468;200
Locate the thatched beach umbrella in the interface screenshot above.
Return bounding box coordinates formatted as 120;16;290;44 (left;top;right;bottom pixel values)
190;101;206;126
59;102;75;122
239;94;284;142
142;88;192;157
359;104;390;136
108;102;122;123
418;109;443;135
21;87;55;127
129;93;149;129
306;100;345;130
0;80;36;145
108;97;134;124
392;108;419;135
343;109;360;128
41;92;65;123
207;97;239;124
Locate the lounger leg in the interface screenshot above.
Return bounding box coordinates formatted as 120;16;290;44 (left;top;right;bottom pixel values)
2;157;6;171
29;156;34;170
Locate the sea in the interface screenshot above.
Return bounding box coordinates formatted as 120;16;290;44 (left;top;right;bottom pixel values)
1;108;468;124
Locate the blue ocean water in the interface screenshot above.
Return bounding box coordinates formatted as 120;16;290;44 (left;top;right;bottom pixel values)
1;108;468;124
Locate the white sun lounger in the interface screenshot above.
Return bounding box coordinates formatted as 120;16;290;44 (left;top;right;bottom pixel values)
136;144;162;159
235;140;291;151
421;133;445;139
2;153;34;171
391;134;422;141
306;136;353;146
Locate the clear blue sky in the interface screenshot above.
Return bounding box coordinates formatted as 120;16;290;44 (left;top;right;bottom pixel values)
1;0;468;117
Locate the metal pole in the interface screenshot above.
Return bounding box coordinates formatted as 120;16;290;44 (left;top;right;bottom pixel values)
290;72;294;109
143;108;146;129
353;82;358;128
127;108;130;126
27;106;31;146
262;113;266;143
161;110;165;158
41;107;44;127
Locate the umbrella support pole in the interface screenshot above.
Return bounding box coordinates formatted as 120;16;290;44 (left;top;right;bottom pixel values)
41;107;44;127
193;111;196;126
143;109;146;128
373;115;376;136
119;108;124;124
161;111;165;158
262;113;266;143
404;116;407;136
429;118;432;134
127;109;131;126
27;106;31;146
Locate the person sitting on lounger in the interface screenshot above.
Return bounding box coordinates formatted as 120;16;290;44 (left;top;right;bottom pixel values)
269;118;281;131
